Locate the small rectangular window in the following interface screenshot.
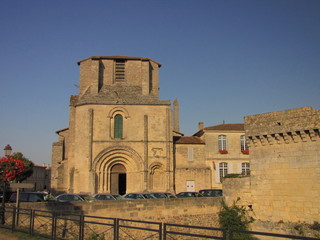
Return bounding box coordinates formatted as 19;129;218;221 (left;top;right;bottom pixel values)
240;135;249;151
242;162;250;175
218;135;227;150
187;147;194;161
219;162;228;182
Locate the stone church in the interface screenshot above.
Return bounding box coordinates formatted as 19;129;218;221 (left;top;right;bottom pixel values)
51;56;210;194
51;56;214;195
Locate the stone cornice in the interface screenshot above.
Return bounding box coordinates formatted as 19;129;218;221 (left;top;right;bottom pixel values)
247;128;320;147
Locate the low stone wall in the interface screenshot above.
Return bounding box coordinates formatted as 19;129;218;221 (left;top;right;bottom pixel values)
12;197;222;227
222;176;252;206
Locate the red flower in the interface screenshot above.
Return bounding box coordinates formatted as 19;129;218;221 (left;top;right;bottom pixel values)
219;149;228;154
0;157;26;182
242;150;250;154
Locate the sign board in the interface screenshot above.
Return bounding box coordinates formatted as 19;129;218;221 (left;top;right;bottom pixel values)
10;183;34;189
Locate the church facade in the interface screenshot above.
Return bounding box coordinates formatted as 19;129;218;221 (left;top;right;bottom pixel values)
51;56;248;195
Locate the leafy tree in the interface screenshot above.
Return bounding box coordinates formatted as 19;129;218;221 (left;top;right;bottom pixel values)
10;152;34;182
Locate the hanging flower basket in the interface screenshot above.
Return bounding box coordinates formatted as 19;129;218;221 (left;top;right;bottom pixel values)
242;150;249;154
219;149;228;154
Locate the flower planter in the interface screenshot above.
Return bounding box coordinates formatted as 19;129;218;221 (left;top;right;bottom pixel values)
219;150;228;154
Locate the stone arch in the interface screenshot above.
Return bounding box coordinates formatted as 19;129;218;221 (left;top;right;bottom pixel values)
93;146;144;193
107;107;130;119
149;162;165;192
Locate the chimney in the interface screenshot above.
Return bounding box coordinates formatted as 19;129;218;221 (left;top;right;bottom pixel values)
198;122;204;130
173;99;180;132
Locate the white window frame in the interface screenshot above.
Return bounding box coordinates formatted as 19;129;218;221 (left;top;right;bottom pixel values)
218;135;227;150
241;162;250;175
219;162;228;182
240;135;249;151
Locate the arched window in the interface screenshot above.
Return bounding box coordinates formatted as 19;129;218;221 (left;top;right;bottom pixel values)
114;114;123;139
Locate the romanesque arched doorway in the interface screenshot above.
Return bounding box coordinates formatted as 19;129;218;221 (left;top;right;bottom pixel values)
110;164;126;195
93;146;144;194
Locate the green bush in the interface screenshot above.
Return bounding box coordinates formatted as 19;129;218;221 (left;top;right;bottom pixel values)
218;198;255;240
85;233;105;240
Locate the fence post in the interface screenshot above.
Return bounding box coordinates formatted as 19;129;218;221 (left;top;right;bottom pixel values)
79;214;84;240
115;218;119;240
29;209;34;236
159;222;162;240
51;212;56;240
163;223;166;240
229;230;233;240
11;207;16;231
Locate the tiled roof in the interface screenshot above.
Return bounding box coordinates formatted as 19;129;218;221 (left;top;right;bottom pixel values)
203;123;244;131
77;56;161;67
174;136;205;144
193;123;244;137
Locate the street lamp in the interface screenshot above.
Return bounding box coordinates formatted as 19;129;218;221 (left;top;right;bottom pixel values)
4;144;12;156
1;144;13;224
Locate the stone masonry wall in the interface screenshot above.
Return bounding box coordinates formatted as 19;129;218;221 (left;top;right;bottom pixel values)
244;106;320;223
222;177;252;206
16;197;221;227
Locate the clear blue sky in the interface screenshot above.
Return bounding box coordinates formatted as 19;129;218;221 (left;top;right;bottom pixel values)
1;0;319;165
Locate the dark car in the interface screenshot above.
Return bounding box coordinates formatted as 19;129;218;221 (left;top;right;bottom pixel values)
123;193;156;200
163;192;177;198
92;193;124;200
9;192;48;202
56;194;85;202
176;192;204;198
148;192;177;199
199;189;223;197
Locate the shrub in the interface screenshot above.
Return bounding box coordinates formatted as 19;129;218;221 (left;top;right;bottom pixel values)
218;198;255;240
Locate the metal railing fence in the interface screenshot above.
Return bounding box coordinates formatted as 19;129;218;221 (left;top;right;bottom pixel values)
0;207;319;240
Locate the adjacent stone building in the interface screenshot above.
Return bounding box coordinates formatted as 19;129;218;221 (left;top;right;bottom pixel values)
244;106;320;223
194;123;250;189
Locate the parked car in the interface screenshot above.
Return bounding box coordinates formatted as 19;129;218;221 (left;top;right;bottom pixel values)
123;193;144;200
176;192;204;198
123;193;156;200
148;192;176;199
142;193;156;199
163;192;177;198
199;189;223;197
92;193;124;200
56;194;85;202
147;193;167;199
9;192;48;202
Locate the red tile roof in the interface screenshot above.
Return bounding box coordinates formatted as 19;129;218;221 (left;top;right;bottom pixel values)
194;123;244;137
174;136;205;144
203;123;244;131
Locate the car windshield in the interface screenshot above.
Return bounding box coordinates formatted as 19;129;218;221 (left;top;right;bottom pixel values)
142;194;155;199
112;195;124;200
150;193;166;198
